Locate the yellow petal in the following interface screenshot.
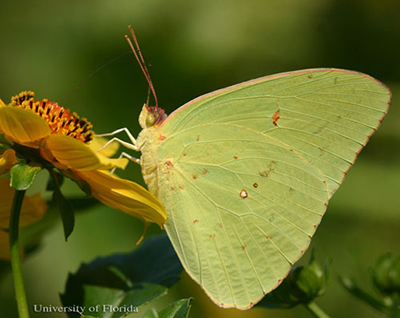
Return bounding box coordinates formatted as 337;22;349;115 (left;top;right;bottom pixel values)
0;177;47;229
0;107;50;145
75;170;167;227
45;134;128;171
0;99;6;107
89;136;120;157
0;149;18;174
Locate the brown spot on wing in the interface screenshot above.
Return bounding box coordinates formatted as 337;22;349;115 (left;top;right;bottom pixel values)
241;244;247;251
193;219;198;224
234;156;238;159
240;189;248;199
178;186;184;190
259;160;276;177
259;171;269;178
192;174;198;179
253;183;258;188
196;135;200;141
202;169;208;175
159;134;166;140
272;109;280;126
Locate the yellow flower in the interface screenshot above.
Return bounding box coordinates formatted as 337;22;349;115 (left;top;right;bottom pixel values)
0;92;166;227
0;177;47;260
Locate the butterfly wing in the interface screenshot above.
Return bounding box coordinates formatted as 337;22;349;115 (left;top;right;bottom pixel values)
147;68;390;308
160;69;391;196
156;124;328;308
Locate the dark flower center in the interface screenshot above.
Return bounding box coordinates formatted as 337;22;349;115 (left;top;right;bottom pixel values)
11;91;93;143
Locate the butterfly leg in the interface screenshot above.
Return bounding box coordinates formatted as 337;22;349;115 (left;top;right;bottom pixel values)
119;151;140;164
95;128;141;174
96;137;138;153
95;127;138;152
110;151;141;175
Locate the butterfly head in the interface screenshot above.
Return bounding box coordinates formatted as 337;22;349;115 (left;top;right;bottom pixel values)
139;104;167;129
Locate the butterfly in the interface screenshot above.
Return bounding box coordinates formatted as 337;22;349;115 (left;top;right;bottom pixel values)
99;26;391;309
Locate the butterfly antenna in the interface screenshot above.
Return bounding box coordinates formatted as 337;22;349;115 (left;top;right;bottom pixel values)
146;85;151;107
125;25;158;109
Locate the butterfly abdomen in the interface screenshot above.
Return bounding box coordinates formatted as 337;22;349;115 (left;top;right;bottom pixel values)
137;126;164;197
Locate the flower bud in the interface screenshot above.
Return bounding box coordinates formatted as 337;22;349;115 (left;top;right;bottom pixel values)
289;253;329;301
372;253;400;295
259;252;330;308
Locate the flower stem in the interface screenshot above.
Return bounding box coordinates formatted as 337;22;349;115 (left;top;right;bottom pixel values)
9;189;29;318
304;301;331;318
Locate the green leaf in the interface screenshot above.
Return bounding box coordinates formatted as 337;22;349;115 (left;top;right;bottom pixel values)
53;187;75;240
62;169;92;196
47;169;75;240
60;234;183;318
157;298;192;318
81;284;162;318
9;162;41;190
143;308;158;318
144;298;192;318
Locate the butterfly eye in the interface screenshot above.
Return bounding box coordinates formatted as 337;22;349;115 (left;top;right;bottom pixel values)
144;108;167;128
146;113;156;127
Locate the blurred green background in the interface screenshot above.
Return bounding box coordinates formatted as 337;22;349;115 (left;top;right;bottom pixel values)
0;0;399;317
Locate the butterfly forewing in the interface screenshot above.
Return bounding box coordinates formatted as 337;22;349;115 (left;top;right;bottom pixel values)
160;69;390;196
155;124;328;308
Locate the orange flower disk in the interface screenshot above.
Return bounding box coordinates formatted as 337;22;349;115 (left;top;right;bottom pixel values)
11;91;94;144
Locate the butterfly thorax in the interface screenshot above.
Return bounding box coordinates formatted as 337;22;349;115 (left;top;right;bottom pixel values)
137;105;167;197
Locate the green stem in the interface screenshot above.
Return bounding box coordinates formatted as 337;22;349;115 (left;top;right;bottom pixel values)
304;301;331;318
9;189;29;318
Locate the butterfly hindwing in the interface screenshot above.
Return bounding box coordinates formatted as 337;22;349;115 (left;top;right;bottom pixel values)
156;124;328;308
